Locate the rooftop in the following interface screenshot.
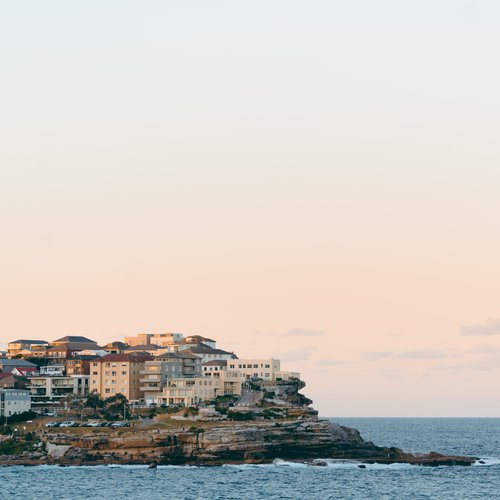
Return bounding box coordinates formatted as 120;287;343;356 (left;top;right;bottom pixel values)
52;336;97;344
8;339;48;345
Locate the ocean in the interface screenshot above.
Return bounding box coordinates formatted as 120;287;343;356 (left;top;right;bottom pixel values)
1;418;499;499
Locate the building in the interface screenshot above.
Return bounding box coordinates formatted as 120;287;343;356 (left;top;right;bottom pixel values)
102;342;128;354
227;358;282;381
180;345;237;363
28;375;89;410
140;352;202;406
11;367;39;378
46;342;101;364
124;344;162;356
159;371;241;406
89;353;153;401
150;332;184;347
7;339;48;357
123;333;152;347
49;336;98;347
65;355;99;376
0;358;38;373
0;389;31;418
0;373;28;390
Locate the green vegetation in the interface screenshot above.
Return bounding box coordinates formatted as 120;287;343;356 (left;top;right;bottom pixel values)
0;411;37;425
227;410;255;421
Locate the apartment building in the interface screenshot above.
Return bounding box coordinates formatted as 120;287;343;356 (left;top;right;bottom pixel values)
180;345;237;363
140;352;202;406
227;358;281;381
0;389;31;418
89;353;152;401
6;339;48;357
28;375;89;410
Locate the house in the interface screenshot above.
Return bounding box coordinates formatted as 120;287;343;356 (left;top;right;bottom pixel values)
11;367;39;377
180;345;237;363
0;373;28;390
0;358;38;373
89;353;153;401
49;336;98;347
102;342;128;354
0;389;31;418
46;342;101;363
7;339;48;357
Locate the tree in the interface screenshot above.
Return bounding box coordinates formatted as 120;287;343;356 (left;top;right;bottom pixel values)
85;393;104;417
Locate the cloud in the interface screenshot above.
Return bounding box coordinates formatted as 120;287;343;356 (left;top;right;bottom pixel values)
280;347;317;362
398;350;447;360
461;318;500;336
316;358;338;367
282;328;324;338
256;328;324;338
363;351;393;361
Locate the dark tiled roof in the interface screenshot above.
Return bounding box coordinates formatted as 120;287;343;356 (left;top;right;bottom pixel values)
47;343;101;352
0;358;37;367
182;346;236;357
52;336;97;344
8;340;48;345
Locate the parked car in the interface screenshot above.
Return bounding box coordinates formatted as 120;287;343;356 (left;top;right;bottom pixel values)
85;421;101;427
111;421;130;428
44;421;60;428
59;421;78;427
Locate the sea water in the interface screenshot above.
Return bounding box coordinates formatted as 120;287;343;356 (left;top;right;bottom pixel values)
1;418;499;499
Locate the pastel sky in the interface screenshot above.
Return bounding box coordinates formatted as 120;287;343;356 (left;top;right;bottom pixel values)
1;1;499;416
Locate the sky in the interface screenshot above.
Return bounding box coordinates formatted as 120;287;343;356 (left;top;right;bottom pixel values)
1;1;499;416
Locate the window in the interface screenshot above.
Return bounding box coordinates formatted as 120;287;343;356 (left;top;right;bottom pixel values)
265;373;270;378
253;364;258;368
265;364;270;368
105;371;110;376
121;371;127;375
230;364;234;369
93;363;98;367
105;388;111;393
111;371;117;376
92;371;98;375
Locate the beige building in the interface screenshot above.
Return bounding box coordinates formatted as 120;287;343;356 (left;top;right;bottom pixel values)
228;358;282;381
90;353;152;401
123;333;152;347
160;361;242;406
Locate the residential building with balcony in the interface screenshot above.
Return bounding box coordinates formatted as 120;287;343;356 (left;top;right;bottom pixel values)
7;339;48;357
27;375;89;410
140;352;202;406
89;353;152;401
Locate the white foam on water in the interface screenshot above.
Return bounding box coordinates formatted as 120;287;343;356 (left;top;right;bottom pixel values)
472;457;500;467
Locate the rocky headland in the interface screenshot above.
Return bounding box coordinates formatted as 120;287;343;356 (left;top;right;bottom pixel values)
0;380;476;467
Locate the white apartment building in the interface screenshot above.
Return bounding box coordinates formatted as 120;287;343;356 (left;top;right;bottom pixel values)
28;375;89;410
0;389;31;417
